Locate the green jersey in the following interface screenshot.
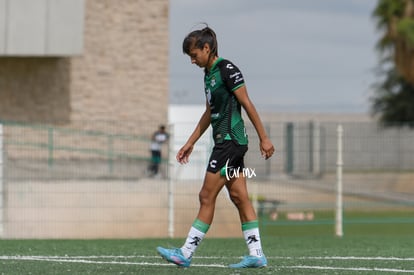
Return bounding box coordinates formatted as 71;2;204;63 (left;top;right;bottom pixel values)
204;57;248;145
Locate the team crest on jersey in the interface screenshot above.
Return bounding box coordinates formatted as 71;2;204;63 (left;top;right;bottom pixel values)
210;76;216;87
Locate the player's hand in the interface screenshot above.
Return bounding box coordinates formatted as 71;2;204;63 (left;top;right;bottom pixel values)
260;138;275;160
176;143;194;164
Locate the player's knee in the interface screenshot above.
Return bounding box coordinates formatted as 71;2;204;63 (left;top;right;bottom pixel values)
198;189;213;206
229;191;242;206
230;190;250;207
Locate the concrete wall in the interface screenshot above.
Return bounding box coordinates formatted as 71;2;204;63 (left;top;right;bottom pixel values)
0;0;169;132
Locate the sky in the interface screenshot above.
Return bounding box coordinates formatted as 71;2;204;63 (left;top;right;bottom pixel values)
169;0;380;113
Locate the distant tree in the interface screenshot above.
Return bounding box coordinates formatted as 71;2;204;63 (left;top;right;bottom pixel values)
372;68;414;125
371;0;414;123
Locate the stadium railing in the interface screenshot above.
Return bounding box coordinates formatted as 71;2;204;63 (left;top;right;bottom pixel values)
0;120;413;239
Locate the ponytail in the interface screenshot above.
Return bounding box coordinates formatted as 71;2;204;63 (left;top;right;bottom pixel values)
182;24;218;57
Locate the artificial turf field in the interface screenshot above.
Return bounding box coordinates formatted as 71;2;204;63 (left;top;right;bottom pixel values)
1;225;413;275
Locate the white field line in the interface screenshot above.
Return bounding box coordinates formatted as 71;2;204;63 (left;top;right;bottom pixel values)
0;255;414;273
2;255;414;261
273;256;414;261
0;256;226;268
282;265;414;273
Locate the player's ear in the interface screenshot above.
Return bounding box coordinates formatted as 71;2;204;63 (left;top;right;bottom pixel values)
203;43;210;53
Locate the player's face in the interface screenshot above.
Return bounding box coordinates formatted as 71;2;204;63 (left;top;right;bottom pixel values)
188;44;210;68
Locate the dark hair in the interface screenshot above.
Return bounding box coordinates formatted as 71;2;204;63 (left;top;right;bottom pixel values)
182;25;218;57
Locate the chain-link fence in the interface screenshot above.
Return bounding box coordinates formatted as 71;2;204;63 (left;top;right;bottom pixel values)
0;121;413;238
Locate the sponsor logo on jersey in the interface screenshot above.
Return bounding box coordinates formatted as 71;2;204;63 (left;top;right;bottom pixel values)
234;77;244;84
211;113;219;119
229;72;241;79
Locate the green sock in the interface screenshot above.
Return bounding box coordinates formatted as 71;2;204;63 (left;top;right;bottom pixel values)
192;218;210;233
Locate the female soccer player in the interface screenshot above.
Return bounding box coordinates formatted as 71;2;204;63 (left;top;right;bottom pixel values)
157;25;275;268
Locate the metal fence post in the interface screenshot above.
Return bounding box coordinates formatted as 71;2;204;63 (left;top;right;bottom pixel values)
48;127;54;167
285;122;294;174
335;124;344;237
108;135;114;174
0;123;4;237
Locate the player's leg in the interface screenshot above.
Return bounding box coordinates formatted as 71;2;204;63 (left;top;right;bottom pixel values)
226;176;267;268
180;171;227;257
196;171;228;223
153;150;161;175
157;171;227;266
148;150;157;175
158;140;230;267
226;176;256;222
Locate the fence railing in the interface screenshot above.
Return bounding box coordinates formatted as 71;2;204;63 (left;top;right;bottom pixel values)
0;121;413;239
1;121;172;181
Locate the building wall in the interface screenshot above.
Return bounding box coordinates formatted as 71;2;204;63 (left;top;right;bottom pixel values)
0;0;169;130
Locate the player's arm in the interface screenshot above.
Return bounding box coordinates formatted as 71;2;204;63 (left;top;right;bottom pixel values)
176;101;211;164
233;86;275;159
